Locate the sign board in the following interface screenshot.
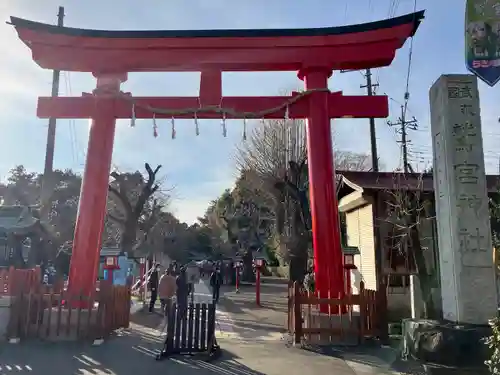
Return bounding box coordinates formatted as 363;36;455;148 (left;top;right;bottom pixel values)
465;0;500;86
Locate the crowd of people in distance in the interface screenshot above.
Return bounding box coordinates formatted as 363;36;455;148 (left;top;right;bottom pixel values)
147;262;224;315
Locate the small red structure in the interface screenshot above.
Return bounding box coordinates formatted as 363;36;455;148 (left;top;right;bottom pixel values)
254;258;265;306
138;257;146;300
9;12;424;306
103;255;120;283
234;259;243;293
342;246;359;296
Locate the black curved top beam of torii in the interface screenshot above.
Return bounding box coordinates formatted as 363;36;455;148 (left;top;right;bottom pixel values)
9;11;424;39
7;10;425;73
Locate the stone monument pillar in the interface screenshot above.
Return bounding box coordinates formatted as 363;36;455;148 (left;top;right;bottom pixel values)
430;74;497;324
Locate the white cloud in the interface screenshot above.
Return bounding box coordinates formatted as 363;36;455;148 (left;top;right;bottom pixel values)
168;168;237;224
169;198;214;225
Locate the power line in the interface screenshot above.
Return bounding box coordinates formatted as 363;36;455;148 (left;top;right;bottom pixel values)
388;0;401;17
365;0;402;102
385;0;418;174
402;0;418;121
388;105;418;173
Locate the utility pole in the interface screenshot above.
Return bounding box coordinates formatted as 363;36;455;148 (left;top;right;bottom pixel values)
360;69;380;171
388;105;418;173
40;6;65;222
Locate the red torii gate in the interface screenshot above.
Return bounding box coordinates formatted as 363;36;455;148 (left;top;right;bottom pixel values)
10;11;424;308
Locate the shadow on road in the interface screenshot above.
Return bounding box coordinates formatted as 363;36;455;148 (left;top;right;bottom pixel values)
130;308;164;330
170;349;267;375
0;327;268;375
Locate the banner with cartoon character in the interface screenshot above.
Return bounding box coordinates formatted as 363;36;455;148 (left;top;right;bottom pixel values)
466;0;500;86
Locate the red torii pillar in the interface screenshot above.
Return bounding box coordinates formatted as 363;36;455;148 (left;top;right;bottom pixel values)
68;73;127;297
299;68;344;306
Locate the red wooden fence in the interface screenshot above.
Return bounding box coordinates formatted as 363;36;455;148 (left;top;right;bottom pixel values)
1;268;131;342
287;281;388;345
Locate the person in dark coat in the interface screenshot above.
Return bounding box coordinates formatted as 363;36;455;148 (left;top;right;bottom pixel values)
210;267;223;303
176;267;189;317
148;264;160;312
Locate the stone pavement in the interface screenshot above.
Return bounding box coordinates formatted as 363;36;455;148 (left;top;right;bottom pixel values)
0;278;407;374
145;279;288;341
215;280;288;341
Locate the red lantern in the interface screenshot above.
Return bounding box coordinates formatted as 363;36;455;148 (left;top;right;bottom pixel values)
343;253;356;270
342;246;359;298
255;258;264;268
342;246;358;271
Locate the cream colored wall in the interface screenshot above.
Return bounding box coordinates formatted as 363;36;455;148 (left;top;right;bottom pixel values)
345;203;377;291
343;198;415;318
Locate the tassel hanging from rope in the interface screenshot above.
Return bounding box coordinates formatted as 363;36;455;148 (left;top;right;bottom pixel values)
130;103;136;127
171;117;176;139
195;112;200;136
221;112;227;137
242;118;247;141
152;113;158;137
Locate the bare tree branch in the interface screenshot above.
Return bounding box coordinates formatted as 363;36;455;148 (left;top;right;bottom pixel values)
133;163;161;217
382;171;437;317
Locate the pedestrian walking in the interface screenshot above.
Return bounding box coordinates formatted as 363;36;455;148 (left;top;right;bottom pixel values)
148;264;160;313
176;267;189;318
158;269;176;316
210;267;223;303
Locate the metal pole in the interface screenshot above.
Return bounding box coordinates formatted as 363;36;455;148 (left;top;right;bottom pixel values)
401;106;409;173
40;6;65;221
361;69;379;171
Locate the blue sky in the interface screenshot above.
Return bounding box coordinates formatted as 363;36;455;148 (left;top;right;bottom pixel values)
0;0;499;224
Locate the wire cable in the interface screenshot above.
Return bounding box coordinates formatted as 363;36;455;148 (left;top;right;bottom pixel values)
402;0;418;120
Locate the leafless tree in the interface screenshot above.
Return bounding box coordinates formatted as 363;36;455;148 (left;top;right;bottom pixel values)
107;163;164;255
235;118;373;282
382;172;436;318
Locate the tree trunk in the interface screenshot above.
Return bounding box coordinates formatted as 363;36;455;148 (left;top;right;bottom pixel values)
26;238;38;268
120;220;137;255
10;236;26;269
289;254;307;283
54;249;71;277
409;217;436;319
27;234;48;268
241;248;255;282
288;232;309;283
